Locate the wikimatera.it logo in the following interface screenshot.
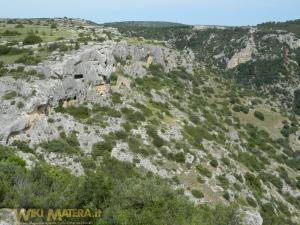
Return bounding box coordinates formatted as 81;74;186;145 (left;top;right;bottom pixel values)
13;208;102;225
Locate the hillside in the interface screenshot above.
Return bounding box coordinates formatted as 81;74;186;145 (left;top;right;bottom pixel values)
103;21;188;28
257;19;300;38
114;23;300;112
0;18;299;225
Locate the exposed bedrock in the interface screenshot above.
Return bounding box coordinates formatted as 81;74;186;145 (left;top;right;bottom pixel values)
0;41;194;145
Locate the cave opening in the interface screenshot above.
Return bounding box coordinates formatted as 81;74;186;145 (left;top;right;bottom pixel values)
74;74;84;79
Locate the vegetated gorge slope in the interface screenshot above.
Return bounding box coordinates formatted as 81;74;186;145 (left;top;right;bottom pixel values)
0;18;299;225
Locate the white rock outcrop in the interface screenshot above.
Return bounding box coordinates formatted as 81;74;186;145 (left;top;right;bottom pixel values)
0;42;193;145
227;36;257;69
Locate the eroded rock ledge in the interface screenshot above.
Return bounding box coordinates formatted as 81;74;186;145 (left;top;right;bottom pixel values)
0;41;194;145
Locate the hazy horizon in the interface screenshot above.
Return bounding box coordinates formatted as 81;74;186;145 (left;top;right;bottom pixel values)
0;0;300;26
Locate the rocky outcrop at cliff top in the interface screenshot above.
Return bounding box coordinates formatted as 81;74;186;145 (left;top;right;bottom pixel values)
0;41;194;145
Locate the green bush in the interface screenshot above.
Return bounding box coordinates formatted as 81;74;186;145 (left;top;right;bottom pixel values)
114;129;128;140
48;42;66;51
40;131;80;155
50;23;57;29
7;155;26;167
146;126;165;148
47;118;54;123
221;157;231;166
167;152;185;163
191;189;204;198
294;89;300;115
254;111;265;121
210;159;218;167
134;102;153;117
111;92;122;104
196;164;212;178
246;196;257;207
80;157;96;170
17;101;24;109
240;105;249;114
217;175;229;190
2;90;17;100
15;54;42;65
92;104;121;118
149;64;164;76
55;104;90;120
223;191;230;201
1;30;21;36
232;104;241;112
23;34;43;45
92;135;116;158
128;136;156;156
15;24;24;28
237;152;265;172
114;56;126;66
297;177;300;189
122;121;133;132
245;172;263;197
110;72;118;84
153;136;165;148
259;172;283;191
11;140;33;153
121;107;146;124
260;203;291;225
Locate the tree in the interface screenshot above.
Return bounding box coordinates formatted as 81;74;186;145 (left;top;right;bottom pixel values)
293;89;300;115
50;23;57;29
254;111;265;121
23;34;42;45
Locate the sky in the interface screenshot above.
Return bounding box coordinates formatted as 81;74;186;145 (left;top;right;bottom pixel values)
1;0;300;26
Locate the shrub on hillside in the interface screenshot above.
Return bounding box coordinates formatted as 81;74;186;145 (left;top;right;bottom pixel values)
92;136;115;158
294;89;300;115
217;175;229;190
254;111;265;121
1;30;21;36
146;126;165;148
2;90;17;100
196;164;212;178
111;92;122;104
210;158;218;167
15;54;42;65
55;104;90;120
246;196;257;207
23;34;42;45
191;189;204;198
40;131;80;154
15;24;25;28
167;152;185;163
245;172;263;197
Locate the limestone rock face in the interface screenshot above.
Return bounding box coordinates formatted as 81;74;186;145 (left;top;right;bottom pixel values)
113;42;194;75
227;36;257;69
0;41;193;145
262;33;300;49
124;61;147;77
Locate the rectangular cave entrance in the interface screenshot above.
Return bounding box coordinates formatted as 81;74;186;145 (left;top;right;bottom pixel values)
74;74;84;79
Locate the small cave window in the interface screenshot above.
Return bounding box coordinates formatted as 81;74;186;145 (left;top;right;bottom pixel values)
37;104;49;115
74;74;84;79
